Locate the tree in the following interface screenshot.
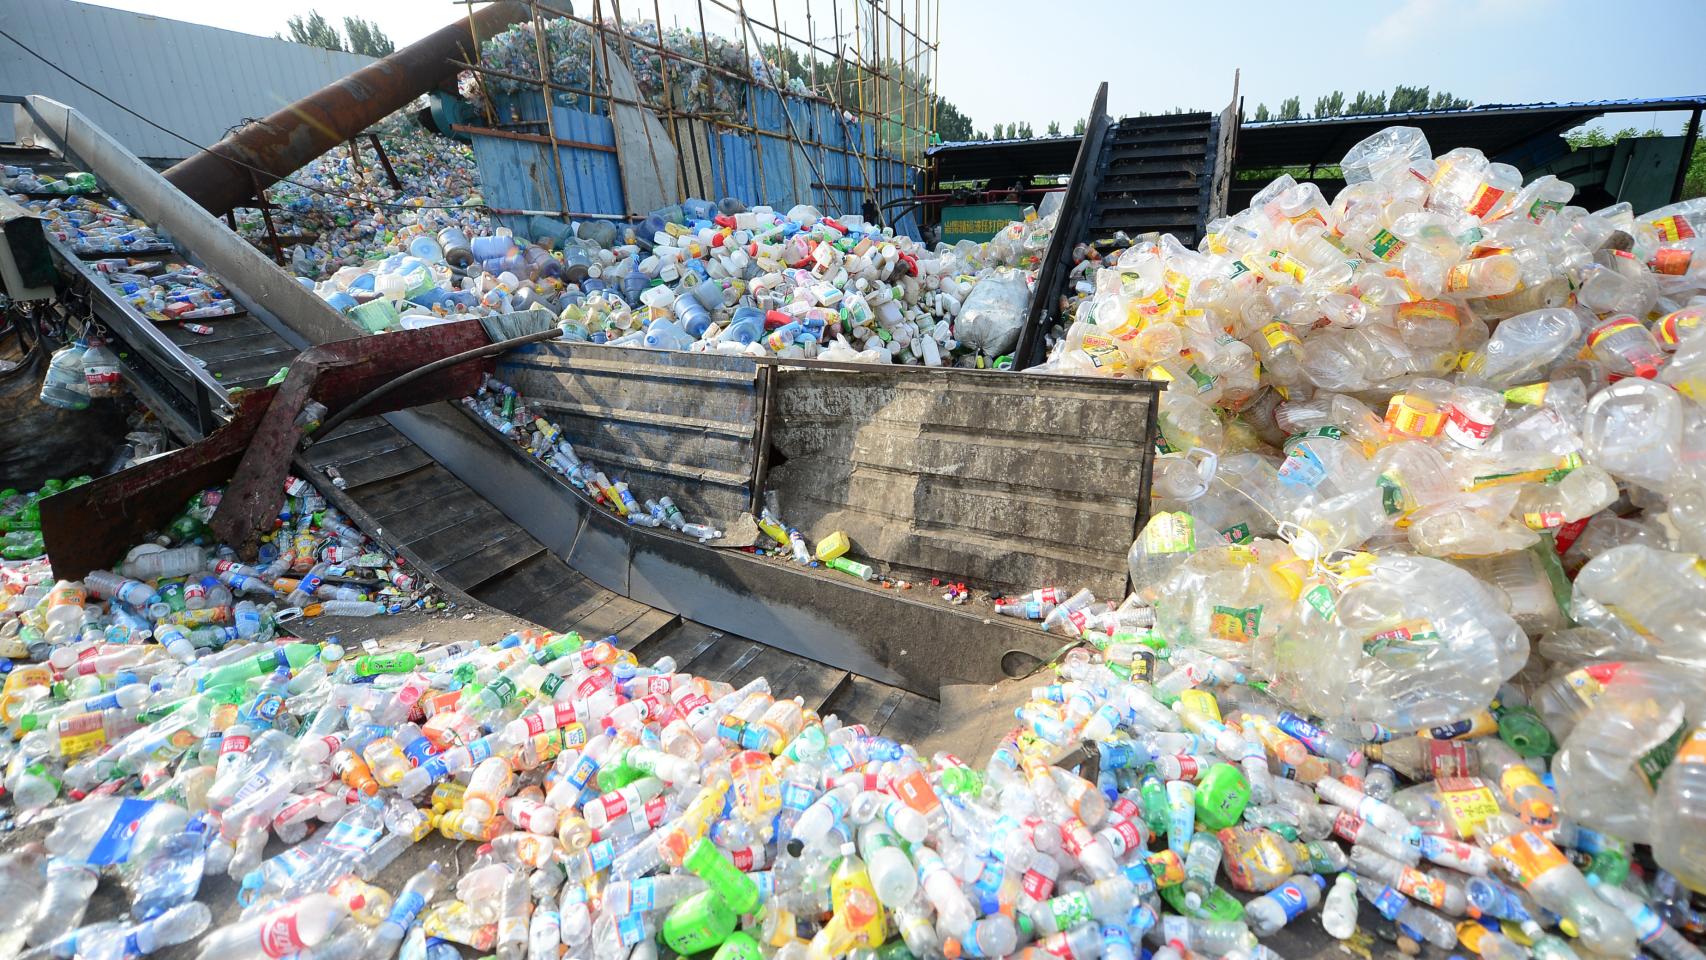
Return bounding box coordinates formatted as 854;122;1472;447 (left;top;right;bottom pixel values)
1253;103;1270;122
933;96;974;142
280;11;343;51
1277;97;1302;121
1430;90;1473;110
1312;91;1345;119
1347;90;1387;116
1016;121;1034;139
342;16;395;58
1073;117;1086;135
1046;120;1061;137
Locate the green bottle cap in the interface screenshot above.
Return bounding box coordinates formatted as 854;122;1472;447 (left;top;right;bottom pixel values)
1497;705;1556;758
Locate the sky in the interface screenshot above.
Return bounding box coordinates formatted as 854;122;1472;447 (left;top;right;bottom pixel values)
65;0;1706;134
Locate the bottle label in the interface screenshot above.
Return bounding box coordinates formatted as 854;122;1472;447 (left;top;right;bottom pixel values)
1022;865;1056;901
1209;605;1262;643
1049;891;1094;932
1444;404;1494;447
1142;512;1196;555
1268;880;1312;920
1427;740;1472;779
1371;883;1408;920
1676;726;1706;766
1436;777;1501;838
259;911;307;957
1488;829;1569;887
85;797;155;866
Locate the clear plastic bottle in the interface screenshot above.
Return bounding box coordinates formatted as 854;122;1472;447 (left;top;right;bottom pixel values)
1474;814;1636;956
1245;874;1325;936
1651;724;1706;892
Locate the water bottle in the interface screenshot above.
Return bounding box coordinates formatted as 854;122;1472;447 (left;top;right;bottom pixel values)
129;820;208;919
40;342;92;410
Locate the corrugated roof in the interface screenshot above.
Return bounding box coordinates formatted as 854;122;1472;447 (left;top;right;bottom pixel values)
0;0;373;160
1237;95;1706;170
1242;95;1706;130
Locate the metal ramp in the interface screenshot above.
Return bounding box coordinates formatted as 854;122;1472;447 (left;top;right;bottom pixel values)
1014;82;1240;368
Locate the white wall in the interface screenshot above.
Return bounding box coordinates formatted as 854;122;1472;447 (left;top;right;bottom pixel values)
1;0;374;161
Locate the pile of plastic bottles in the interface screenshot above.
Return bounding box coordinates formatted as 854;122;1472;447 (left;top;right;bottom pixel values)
462;374;725;540
89;258;240;324
302;195;1050;366
17;194;174;256
1;165;96;195
0;478;90;560
0;481;431;697
245;114;489;282
5;516;1704;960
478;18;755;115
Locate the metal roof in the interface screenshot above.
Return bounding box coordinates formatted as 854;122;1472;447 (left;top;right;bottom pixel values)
1237;95;1706;170
0;0;374;161
925;134;1083;181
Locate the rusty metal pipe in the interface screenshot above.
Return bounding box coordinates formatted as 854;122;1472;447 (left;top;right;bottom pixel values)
164;1;530;215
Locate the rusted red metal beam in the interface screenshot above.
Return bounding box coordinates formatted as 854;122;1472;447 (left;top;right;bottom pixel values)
39;390;278;582
212;321;497;554
164;2;529;216
41;323;499;575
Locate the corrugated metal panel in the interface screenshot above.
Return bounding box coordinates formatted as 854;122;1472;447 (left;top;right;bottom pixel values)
0;0;372;160
767;368;1160;599
494;342;760;530
469;88;921;237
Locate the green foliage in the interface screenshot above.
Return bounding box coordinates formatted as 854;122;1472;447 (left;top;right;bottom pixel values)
1253;103;1270;122
1016;121;1034;139
277;11;395;58
343;16;395;58
1313;91;1345;118
280;11;344;51
1347;90;1387;115
1046;120;1062;137
1277;97;1302;121
1564;126;1664;149
1073;117;1087;135
934;97;974;142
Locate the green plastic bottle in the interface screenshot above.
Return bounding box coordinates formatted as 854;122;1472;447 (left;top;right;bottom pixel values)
661;889;736;954
712;931;764;960
825;556;874;581
354;651;420;676
1160;878;1246;921
683;837;759;914
1194;762;1251;830
198;642;320;690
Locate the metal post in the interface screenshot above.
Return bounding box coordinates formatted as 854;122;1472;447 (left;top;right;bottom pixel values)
1671;107;1701;205
530;1;575;218
248;170;285;265
368;133;403;190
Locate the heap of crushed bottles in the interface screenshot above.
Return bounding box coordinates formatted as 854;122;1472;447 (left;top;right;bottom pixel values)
0;165;96;196
4;168;241;326
2;486;1703;960
297;191;1049;368
0;479;91;561
477;18;763;115
241;114;489;283
461;374;724;541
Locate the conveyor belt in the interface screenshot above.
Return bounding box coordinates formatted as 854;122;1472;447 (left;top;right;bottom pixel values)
301;415;939;740
9;131;943;739
1087;112;1218;246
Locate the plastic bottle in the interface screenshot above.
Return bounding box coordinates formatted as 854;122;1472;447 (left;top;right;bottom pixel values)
1652;724;1706;891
